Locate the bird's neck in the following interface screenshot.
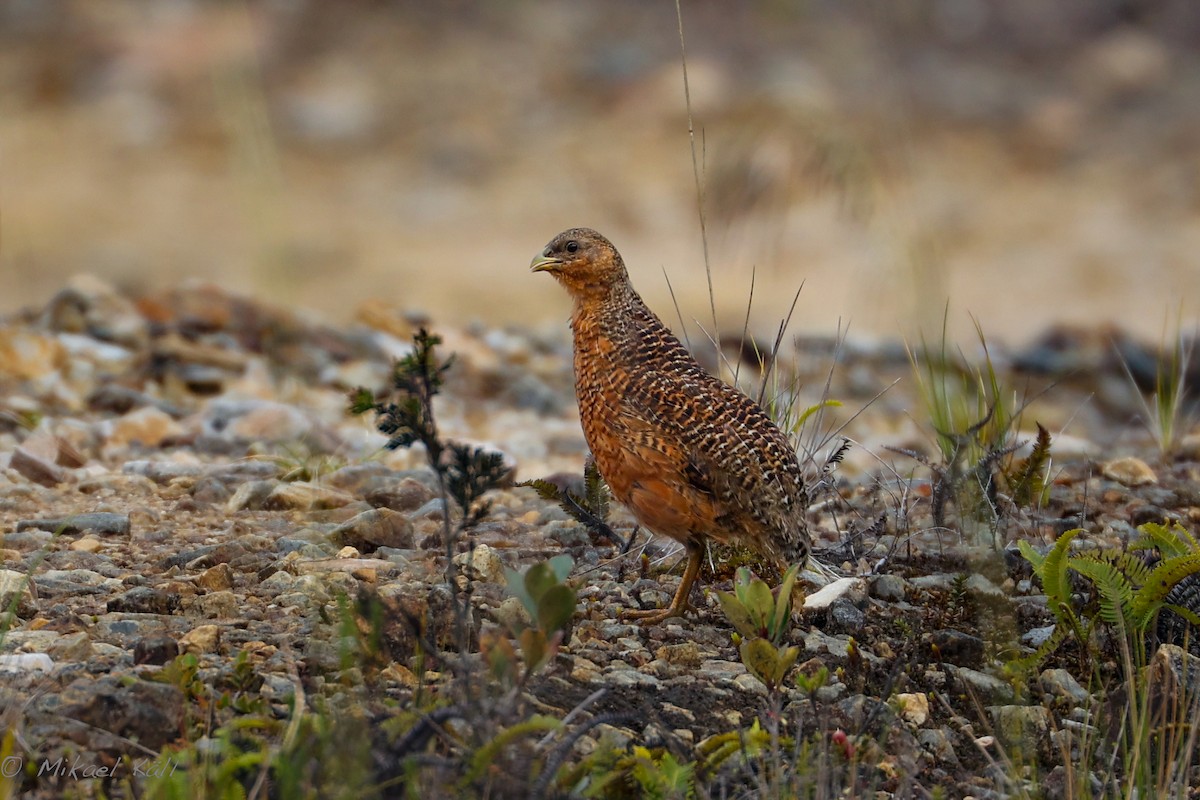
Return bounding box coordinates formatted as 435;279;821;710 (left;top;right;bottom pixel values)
570;281;639;334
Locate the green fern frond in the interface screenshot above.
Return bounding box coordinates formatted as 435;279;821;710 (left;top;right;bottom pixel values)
1068;556;1134;626
1040;528;1081;615
1008;423;1051;507
1131;553;1200;629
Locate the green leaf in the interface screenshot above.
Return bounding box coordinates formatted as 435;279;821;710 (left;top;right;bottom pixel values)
770;564;800;642
547;554;574;584
740;637;785;688
524;562;557;606
519;628;548;673
716;590;758;640
536;583;577;634
741;576;774;635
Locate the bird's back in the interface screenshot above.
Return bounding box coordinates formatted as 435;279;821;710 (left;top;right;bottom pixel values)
571;286;809;565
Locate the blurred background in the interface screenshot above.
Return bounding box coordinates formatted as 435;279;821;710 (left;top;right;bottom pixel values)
2;0;1199;344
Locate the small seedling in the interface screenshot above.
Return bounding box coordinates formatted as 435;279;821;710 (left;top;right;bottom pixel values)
717;565;801;692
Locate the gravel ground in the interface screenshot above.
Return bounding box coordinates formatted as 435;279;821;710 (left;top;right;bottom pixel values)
2;279;1199;798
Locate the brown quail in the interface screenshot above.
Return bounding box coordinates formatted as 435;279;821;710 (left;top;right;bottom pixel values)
532;228;810;624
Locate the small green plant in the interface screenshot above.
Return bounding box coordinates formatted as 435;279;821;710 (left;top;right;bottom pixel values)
1117;315;1195;456
716;564;801;692
1014;522;1200;797
1016;522;1200;672
901;315;1049;547
487;555;577;686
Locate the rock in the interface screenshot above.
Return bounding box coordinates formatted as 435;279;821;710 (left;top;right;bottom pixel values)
412;498;448;520
0;325;66;382
262;482;354;511
133;636;180;666
331;508;415;551
0;653;54;672
196;563;235;592
1039;668;1090;705
108;586;181;615
194;590;239;619
16;512;131;536
42;274;148;348
494;596;532;632
0;569;36;615
804;577;867;611
869;574;907;602
11;445;67;486
930;629;986;667
896;692;929;726
226;480;278;512
1101;456;1157;487
826;599;865;634
69;536;103;553
1022;624;1057;649
988;704;1053;761
948;666;1014;704
457;543;506;584
199;399;318;445
916;728;958;766
733;673;768;695
59;675;185;750
655;641;703;667
604;668;661;689
40;631;92;662
180;624;221;654
104;406;185;449
364;477;435;512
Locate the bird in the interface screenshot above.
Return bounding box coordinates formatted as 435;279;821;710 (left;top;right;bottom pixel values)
531;228;810;624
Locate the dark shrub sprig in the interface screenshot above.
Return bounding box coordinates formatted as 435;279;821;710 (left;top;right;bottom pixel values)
349;328;504;528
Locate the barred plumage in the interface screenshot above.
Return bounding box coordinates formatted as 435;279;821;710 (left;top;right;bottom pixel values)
532;228;809;624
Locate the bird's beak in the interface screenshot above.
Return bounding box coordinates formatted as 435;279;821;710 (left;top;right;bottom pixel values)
530;254;562;273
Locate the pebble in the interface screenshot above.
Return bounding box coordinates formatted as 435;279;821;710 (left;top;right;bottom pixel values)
262;482;354;511
103;406;185;450
0;569;37;614
331;508;415;550
133;636;180;666
197;564;235;592
0;653;54;672
69;535;103;553
11;445;67;487
1101;456;1157;487
869;574;907;602
16;512;131;536
180;624;221;654
1039;668;1089;705
896;692;930;726
804;577;867;610
947;666;1015;704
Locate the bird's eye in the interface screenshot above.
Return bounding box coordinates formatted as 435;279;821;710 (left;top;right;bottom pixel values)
565;241;579;254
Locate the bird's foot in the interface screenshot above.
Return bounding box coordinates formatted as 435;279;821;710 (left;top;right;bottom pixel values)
622;599;698;626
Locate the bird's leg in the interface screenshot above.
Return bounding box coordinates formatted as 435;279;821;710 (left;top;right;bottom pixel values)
624;540;703;625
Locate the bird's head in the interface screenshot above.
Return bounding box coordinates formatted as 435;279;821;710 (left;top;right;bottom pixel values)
531;228;628;300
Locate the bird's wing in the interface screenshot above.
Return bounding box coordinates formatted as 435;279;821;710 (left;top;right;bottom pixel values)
609;404;723;540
